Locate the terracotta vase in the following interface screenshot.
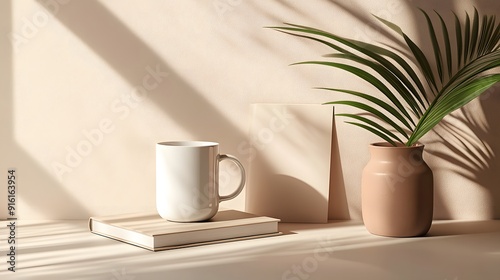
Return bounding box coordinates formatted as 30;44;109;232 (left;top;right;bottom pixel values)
361;142;433;237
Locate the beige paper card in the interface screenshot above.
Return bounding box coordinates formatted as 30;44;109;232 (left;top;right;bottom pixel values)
246;104;335;223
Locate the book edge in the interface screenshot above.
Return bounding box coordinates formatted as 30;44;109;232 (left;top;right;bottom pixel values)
89;230;282;252
89;211;280;237
153;232;283;251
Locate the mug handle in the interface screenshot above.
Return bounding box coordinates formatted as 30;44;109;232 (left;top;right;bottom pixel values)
218;154;246;202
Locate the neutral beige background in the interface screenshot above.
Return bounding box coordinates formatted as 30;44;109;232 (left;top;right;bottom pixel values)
1;0;499;219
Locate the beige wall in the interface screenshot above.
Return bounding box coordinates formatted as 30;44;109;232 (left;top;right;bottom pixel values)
1;0;499;219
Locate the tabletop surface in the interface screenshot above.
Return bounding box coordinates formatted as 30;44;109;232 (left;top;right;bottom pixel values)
1;219;499;280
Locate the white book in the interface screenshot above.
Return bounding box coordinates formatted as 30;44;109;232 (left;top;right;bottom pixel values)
89;209;280;251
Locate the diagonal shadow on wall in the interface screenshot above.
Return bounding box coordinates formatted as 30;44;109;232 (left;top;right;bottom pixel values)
35;0;244;146
326;0;408;52
0;0;90;219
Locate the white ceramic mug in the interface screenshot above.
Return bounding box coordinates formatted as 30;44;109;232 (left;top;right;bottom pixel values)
156;141;246;222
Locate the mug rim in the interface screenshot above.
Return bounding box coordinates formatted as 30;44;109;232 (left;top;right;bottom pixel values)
157;141;219;147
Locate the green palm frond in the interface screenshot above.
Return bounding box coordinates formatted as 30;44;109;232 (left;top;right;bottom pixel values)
269;8;500;146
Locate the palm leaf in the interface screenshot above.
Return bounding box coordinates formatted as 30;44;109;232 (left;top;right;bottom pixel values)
454;12;463;67
487;19;500;51
272;8;500;147
336;113;404;144
436;12;452;78
345;121;398;146
375;15;439;94
293;60;415;131
408;74;500;145
323;100;409;139
441;49;500;96
317;87;414;129
420;9;444;83
488;16;499;49
270;24;430;105
463;13;471;64
468;8;480;61
477;15;491;55
351;40;430;106
324;53;423;118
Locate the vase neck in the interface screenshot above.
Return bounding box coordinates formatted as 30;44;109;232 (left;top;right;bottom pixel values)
369;143;425;163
